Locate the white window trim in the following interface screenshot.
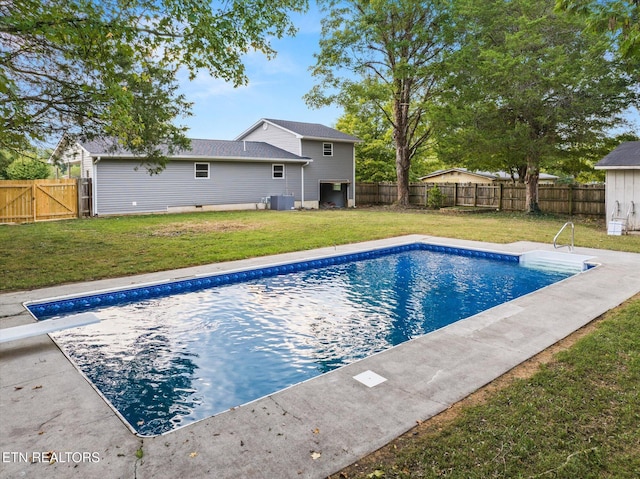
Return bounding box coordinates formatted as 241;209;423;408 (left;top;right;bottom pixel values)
272;164;285;179
323;142;334;157
194;162;210;179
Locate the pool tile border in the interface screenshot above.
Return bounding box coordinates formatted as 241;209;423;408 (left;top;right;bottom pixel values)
26;243;519;320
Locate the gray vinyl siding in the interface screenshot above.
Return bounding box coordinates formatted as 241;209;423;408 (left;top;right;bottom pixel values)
301;140;355;201
95;159;303;215
240;124;301;155
211;162;301;203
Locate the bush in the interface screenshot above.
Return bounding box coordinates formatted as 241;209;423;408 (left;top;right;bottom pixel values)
427;184;445;209
5;158;51;179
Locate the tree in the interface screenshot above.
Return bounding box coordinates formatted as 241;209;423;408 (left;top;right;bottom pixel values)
1;0;307;171
0;150;12;179
306;0;452;206
6;157;51;180
556;0;640;63
335;92;396;182
434;0;637;212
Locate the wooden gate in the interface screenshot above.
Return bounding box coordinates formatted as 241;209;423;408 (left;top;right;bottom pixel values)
0;179;78;223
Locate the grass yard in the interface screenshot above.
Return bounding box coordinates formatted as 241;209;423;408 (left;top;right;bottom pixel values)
1;208;639;292
1;208;639;478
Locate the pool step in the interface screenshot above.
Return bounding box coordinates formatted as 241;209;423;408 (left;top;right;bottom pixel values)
520;250;595;274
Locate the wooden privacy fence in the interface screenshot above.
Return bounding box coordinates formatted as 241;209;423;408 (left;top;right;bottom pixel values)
0;179;81;223
356;182;606;216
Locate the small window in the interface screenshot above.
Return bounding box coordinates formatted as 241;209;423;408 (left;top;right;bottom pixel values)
272;164;285;179
195;163;210;179
323;143;333;156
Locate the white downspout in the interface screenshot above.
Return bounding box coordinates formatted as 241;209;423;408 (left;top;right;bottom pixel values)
352;146;356;207
92;156;100;216
301;161;310;209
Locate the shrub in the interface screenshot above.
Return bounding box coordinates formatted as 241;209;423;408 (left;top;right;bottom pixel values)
6;158;51;179
427;184;445;209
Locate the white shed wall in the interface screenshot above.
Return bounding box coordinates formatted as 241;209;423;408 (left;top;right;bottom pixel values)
605;170;640;230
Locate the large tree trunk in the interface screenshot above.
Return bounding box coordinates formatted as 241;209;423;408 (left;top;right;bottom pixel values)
393;92;411;207
524;157;540;213
395;145;411;207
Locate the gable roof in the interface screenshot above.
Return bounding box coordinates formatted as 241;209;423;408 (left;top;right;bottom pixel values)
595;141;640;169
419;168;558;181
419;168;495;181
236;118;360;143
78;138;311;163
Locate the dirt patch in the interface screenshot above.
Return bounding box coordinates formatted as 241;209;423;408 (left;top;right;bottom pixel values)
148;220;259;237
327;316;606;479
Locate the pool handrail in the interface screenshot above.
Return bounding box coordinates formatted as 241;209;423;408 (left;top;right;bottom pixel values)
553;221;574;252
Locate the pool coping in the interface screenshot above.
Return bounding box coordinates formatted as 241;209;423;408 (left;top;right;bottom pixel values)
1;235;639;479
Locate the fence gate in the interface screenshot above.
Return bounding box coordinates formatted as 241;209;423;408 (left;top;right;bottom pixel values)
0;179;79;223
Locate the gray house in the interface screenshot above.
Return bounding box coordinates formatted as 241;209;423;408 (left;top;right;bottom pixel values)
595;141;639;233
53;119;359;216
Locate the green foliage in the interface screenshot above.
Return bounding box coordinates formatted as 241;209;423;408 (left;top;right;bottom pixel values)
5;157;51;179
0;0;307;170
307;0;454;205
426;185;445;209
336;96;396;182
557;0;640;64
0;150;12;179
433;0;637;211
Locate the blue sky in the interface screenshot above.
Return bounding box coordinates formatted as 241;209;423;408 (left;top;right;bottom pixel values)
176;3;638;142
177;4;341;141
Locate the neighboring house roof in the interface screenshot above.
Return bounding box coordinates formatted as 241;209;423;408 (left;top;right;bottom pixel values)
595;141;640;169
236;118;361;143
419;168;558;182
419;168;494;181
78;138;311;163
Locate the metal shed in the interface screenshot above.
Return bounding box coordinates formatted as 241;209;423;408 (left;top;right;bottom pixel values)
595;141;640;233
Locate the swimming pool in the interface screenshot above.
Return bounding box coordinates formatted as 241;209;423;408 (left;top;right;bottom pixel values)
27;243;582;436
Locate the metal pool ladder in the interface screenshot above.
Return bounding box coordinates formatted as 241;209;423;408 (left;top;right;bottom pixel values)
554;222;574;252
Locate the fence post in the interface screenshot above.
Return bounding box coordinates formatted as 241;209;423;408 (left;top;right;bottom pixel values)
568;183;574;216
32;182;36;222
473;183;478;207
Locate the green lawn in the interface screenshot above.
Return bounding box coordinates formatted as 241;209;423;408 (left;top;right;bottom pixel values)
1;208;639;292
1;209;639;478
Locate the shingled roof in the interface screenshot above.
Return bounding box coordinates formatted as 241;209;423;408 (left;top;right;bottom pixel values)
265;119;360;142
79;138;310;162
236;118;360;143
595;141;640;169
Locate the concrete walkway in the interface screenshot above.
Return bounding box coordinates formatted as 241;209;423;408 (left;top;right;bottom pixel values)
1;236;639;479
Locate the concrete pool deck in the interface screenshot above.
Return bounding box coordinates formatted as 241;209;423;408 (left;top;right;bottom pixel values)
1;235;639;479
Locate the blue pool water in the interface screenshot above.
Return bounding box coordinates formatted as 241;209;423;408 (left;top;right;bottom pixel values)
33;244;573;436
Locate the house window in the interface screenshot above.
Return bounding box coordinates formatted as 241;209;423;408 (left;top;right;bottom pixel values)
272;164;285;179
195;163;210;179
323;143;333;156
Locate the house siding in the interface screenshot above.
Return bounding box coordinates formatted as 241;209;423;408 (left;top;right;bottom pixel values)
301;140;355;203
240;123;301;155
605;170;640;230
95;159;304;215
422;171;492;184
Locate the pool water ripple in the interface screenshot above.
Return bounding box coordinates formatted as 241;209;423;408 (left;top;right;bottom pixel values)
47;247;571;436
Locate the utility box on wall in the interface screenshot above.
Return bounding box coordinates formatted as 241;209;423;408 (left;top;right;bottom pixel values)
270;195;295;211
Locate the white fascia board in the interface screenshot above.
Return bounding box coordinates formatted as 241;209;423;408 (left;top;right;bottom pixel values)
594;165;640;170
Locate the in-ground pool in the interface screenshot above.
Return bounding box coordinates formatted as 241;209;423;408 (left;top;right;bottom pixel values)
27;243;584;436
